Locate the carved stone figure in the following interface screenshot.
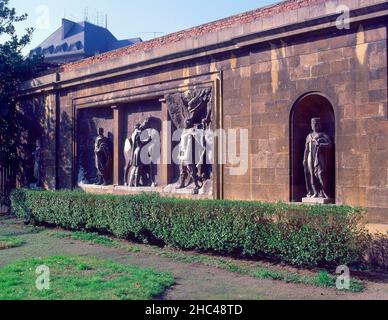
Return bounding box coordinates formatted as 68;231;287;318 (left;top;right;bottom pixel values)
32;139;42;188
303;118;333;200
94;128;112;186
167;88;212;130
181;88;212;126
166;87;213;194
123;120;153;187
77;166;87;185
177;119;202;194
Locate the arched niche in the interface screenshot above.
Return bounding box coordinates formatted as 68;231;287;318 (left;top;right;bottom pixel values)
290;92;336;203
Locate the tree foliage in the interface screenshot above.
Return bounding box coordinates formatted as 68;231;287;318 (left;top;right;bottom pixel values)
0;0;42;156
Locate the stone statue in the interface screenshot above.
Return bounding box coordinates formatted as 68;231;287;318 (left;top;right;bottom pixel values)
303;118;333;200
94;128;112;186
166;87;213;194
77;166;87;185
167;88;212;130
32;139;42;188
124;121;152;187
181;88;212;126
177;118;202;194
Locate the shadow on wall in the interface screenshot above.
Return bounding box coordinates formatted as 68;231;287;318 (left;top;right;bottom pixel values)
57;111;74;189
14;100;44;187
77;107;114;185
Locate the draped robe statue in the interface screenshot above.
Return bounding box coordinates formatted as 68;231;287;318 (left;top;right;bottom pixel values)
94;128;112;186
124;122;153;187
32;139;42;188
177;119;203;194
303;118;333;199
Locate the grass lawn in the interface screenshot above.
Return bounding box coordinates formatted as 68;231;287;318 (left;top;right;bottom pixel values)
0;256;174;300
0;236;25;250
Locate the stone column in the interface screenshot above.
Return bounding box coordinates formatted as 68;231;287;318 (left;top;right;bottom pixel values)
160;99;170;186
112;105;123;186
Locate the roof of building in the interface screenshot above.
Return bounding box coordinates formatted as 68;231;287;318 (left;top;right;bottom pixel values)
61;0;323;72
30;19;142;63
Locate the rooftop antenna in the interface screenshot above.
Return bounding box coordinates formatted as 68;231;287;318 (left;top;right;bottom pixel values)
64;9;66;19
100;13;104;27
140;31;165;39
84;7;89;22
105;14;108;29
96;11;99;26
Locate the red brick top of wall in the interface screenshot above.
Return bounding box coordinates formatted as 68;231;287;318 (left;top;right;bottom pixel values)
61;0;324;72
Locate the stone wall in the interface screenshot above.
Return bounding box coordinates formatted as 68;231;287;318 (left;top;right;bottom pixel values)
17;0;388;225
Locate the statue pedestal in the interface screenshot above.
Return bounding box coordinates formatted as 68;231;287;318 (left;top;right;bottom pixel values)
163;180;213;196
302;197;334;205
163;184;199;195
114;185;160;193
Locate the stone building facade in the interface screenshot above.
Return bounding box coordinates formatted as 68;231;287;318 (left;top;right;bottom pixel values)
17;0;388;228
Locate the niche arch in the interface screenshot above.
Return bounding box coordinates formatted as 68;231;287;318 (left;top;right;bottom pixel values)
290;92;336;203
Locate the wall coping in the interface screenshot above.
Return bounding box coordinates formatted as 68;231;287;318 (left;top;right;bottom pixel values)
18;0;388;96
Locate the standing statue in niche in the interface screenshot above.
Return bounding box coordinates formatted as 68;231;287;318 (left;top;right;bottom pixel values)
123;120;154;187
32;139;43;188
94;128;112;186
303;118;333;201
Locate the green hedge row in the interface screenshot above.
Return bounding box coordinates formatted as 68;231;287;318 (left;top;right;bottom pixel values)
11;189;369;267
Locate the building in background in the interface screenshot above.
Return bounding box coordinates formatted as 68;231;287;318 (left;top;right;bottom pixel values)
29;19;142;64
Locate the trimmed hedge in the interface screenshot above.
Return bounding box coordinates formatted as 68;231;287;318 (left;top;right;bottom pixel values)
11;189;369;267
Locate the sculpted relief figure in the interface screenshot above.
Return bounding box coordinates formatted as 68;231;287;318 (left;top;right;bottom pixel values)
177;119;202;194
123;119;155;187
181;88;212;126
94;128;112;186
32;139;43;188
303;118;333;200
166;87;213;194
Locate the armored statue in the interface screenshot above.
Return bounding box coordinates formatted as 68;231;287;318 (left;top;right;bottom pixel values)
32;139;42;188
94;128;112;186
166;87;213;194
123;120;153;187
181;88;212;126
177;119;203;194
303;118;333;199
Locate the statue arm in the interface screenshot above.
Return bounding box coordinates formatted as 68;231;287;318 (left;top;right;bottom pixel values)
303;136;309;167
318;134;332;148
187;90;207;112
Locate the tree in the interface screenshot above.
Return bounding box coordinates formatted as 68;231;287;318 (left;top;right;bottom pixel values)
0;0;42;156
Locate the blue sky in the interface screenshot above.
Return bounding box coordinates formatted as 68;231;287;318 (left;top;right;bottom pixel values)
6;0;278;54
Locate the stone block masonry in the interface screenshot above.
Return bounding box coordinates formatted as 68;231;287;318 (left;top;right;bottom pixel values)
16;0;388;230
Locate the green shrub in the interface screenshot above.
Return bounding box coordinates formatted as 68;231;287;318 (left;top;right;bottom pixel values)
10;189;369;267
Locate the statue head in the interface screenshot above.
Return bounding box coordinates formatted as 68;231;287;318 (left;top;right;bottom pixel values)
140;118;150;131
98;128;104;136
182;91;192;106
311;118;322;132
134;123;141;130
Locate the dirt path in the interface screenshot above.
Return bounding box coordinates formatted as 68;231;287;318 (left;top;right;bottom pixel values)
1;216;387;300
